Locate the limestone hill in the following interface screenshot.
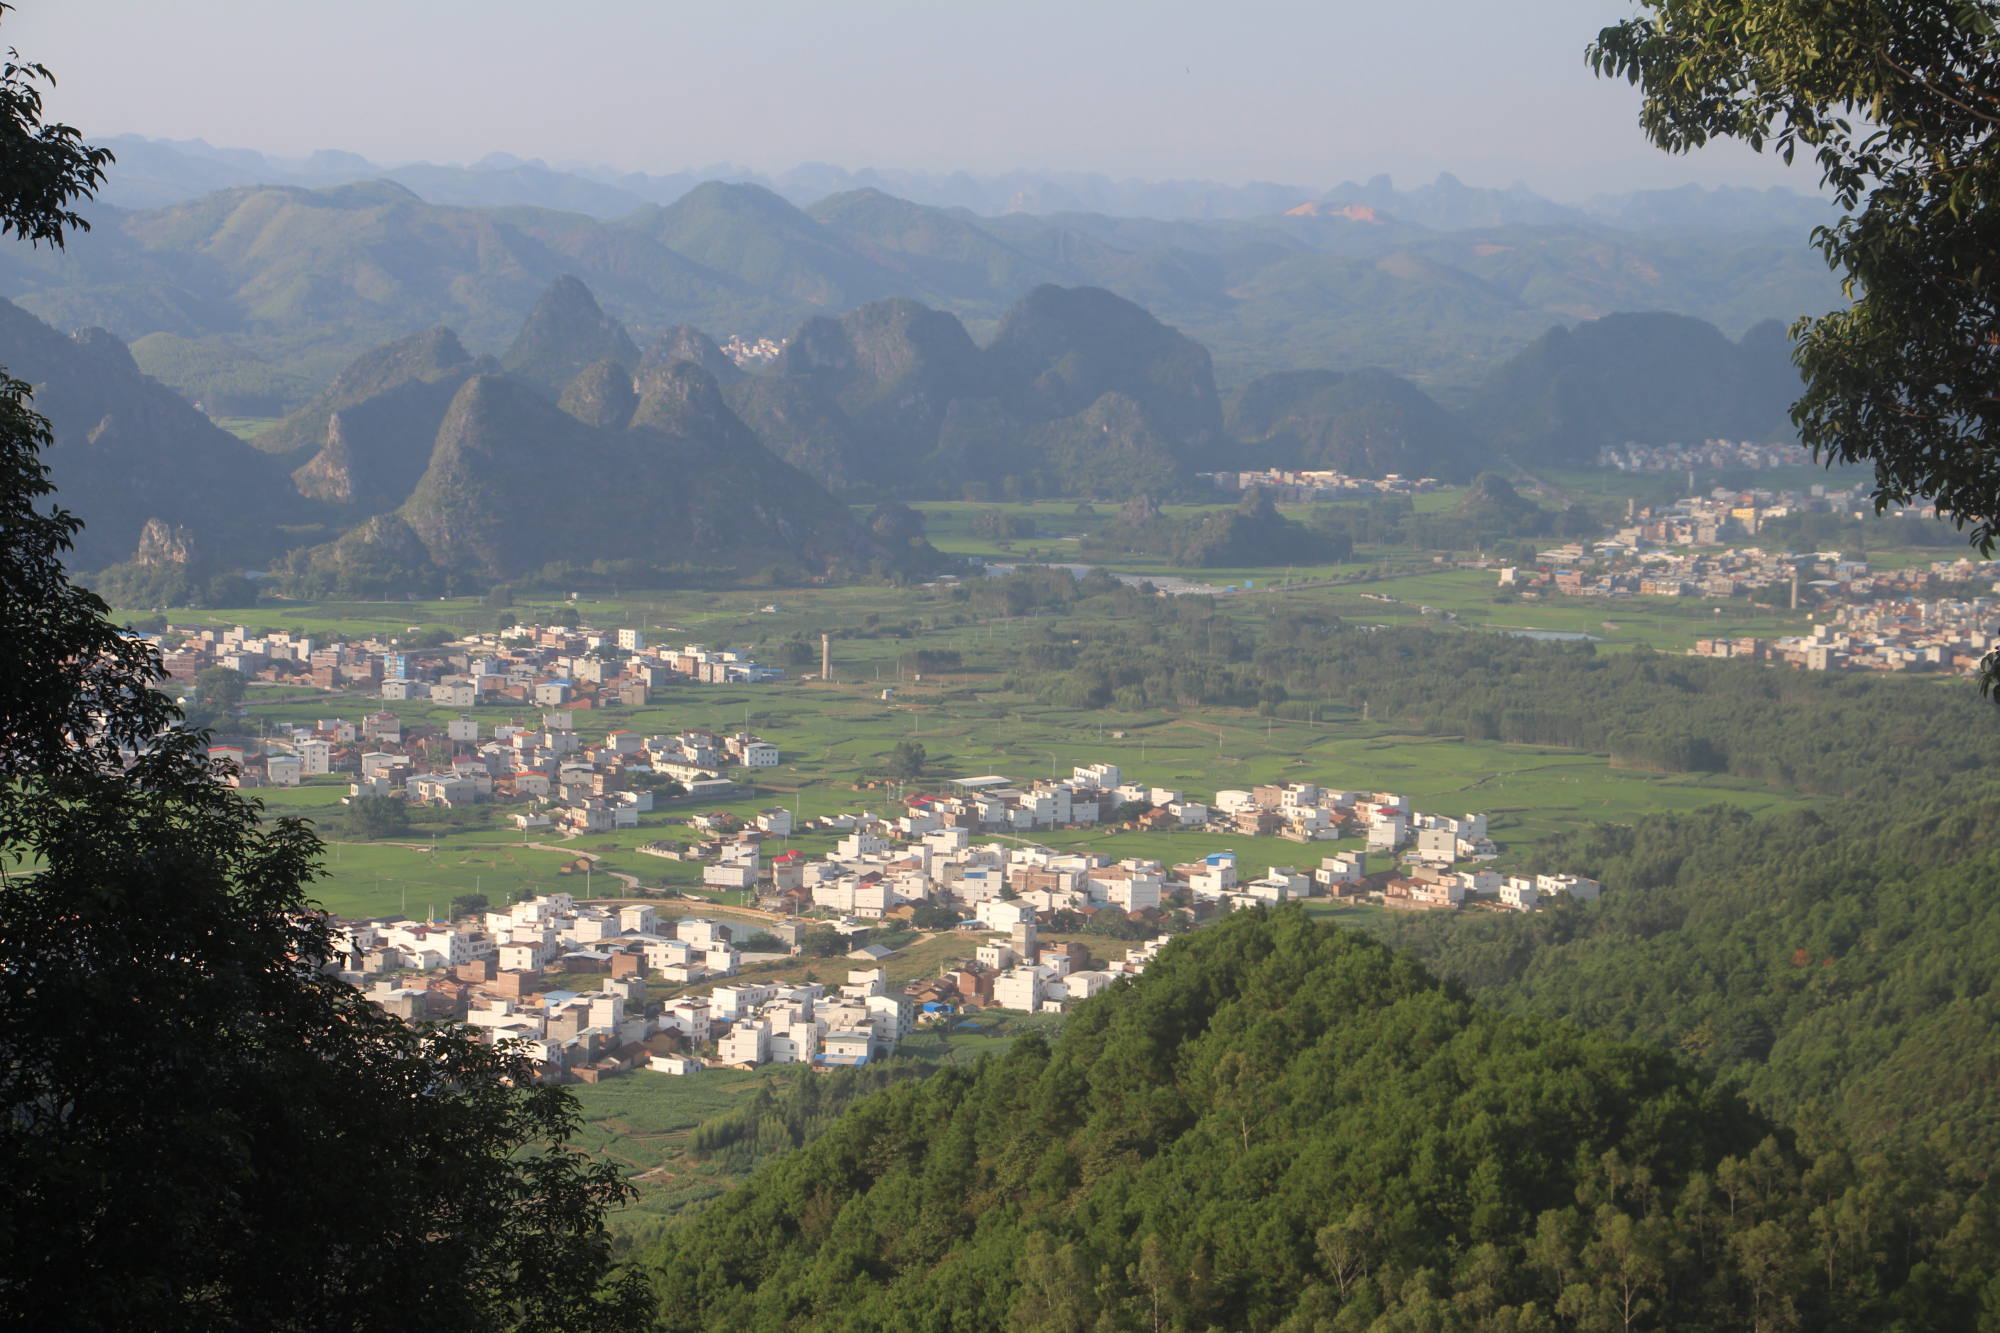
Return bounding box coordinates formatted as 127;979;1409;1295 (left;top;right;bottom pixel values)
255;326;500;512
724;285;1221;499
1465;312;1803;466
0;176;1843;400
1226;366;1487;481
0;298;298;569
502;274;640;397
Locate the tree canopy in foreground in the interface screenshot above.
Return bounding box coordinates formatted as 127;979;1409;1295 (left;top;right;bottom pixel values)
1592;1;2000;684
0;19;643;1331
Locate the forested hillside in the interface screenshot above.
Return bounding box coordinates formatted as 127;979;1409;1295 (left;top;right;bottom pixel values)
640;911;1998;1332
1380;796;2000;1169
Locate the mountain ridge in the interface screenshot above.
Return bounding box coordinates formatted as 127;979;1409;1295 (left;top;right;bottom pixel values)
0;176;1843;403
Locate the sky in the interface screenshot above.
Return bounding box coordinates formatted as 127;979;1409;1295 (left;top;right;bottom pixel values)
8;0;1816;201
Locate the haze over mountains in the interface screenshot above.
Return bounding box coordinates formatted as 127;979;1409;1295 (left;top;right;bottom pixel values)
0;138;1833;584
4;259;1800;591
99;135;1841;232
0;139;1846;410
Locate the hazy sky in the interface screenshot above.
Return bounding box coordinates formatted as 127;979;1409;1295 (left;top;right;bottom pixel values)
10;0;1814;200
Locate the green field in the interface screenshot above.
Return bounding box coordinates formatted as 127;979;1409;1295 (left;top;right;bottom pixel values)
164;481;1968;923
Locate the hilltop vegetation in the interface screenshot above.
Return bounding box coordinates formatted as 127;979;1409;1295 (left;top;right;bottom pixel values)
1381;792;2000;1171
640;909;1997;1333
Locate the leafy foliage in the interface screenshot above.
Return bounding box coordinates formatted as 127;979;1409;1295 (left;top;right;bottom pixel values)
885;740;926;779
641;909;1999;1332
1381;792;2000;1172
342;793;412;841
684;1064;933;1176
0;88;644;1323
178;664;245;732
1591;0;2000;678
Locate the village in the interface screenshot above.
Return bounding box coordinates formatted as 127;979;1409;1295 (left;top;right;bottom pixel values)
325;746;1602;1085
1479;473;2000;677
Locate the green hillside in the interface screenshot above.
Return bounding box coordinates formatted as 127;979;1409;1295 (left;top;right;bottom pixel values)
723;285;1230;499
1226;365;1491;480
620;182;912;310
501;272;640;397
808;187;1067;305
641;909;1994;1332
127;333;318;416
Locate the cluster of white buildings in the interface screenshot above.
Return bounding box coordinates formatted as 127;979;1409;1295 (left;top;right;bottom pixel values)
1202;468;1440;502
719;334;784;366
676;763;1598;932
1750;602;2000;676
1596;439;1814;472
338;893;743;983
152;620;785;703
250;707;775;832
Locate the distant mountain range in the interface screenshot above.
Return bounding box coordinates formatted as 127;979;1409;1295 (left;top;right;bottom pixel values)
0;171;1845;411
0;250;1819;617
98;136;1840;233
2;259;1805;597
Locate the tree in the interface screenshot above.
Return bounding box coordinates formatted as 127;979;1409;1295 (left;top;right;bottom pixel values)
344;794;412;841
181;664;246;732
405;624;455;648
192;664;246;711
451;892;490;919
909;902;966;931
1590;3;2000;684
867;501;926;547
0;36;643;1327
802;929;849;958
886;740;926;778
203;572;257;608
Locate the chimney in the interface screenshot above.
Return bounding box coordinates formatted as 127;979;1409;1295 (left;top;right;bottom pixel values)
821;633;831;682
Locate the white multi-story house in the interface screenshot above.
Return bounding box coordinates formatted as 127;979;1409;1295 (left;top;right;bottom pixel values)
1536;874;1602;901
994;968;1043;1012
718;1021;768;1065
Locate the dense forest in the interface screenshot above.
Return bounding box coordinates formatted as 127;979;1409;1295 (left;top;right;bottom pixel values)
1377;795;2000;1174
638;911;1999;1332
